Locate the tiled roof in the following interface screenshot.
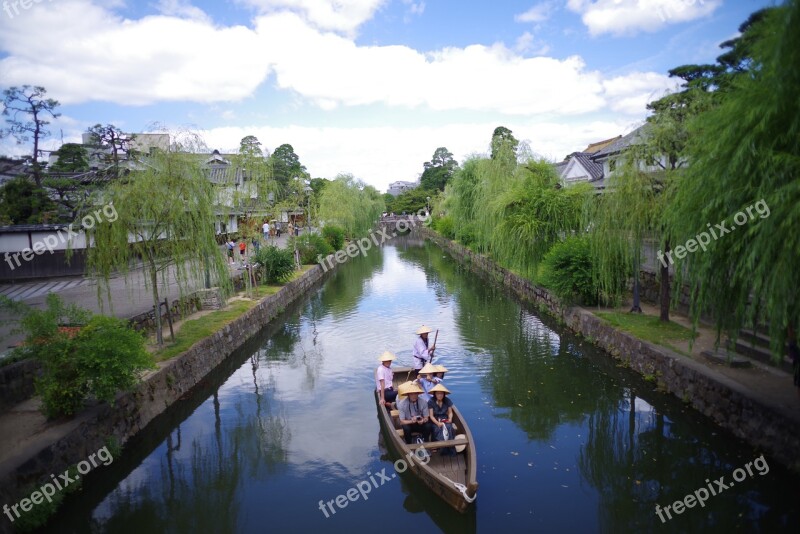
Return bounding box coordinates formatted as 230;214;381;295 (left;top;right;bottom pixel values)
570;152;604;181
581;136;622;154
591;124;650;160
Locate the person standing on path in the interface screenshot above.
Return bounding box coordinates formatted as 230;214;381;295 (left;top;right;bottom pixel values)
262;221;270;244
239;240;247;267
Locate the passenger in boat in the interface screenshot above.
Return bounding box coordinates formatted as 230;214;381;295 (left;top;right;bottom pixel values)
397;383;431;444
428;384;456;456
432;364;448;383
416;363;438;402
376;351;398;407
413;325;436;371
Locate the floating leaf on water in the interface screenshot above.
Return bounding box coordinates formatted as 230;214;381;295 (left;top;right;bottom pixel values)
511;451;519;456
517;403;524;407
561;485;569;488
528;463;533;467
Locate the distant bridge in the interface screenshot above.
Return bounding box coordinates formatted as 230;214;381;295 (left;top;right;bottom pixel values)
378;215;428;234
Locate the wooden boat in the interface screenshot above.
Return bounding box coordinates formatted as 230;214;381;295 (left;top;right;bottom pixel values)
374;366;478;513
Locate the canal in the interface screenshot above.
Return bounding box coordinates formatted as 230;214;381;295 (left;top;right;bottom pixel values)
45;238;799;533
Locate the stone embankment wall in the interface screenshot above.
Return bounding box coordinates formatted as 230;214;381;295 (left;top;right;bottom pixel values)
421;228;800;474
0;261;335;517
0;359;40;413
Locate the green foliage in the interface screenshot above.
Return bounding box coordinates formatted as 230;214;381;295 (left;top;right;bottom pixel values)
318;173;384;237
253;245;296;283
433;215;455;239
666;1;800;362
386;187;432;215
50;143;89;172
420;147;458;191
539;236;600;305
270;143;307;187
292;233;334;264
490;126;519;164
595;311;695;347
321;224;345;250
0;176;57;224
85;150;230;345
2;295;153;418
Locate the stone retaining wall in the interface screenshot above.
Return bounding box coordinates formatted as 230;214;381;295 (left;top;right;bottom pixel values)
0;359;41;413
0;262;335;523
421;228;800;474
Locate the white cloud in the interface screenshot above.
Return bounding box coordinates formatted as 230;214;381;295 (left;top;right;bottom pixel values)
0;1;270;105
568;0;722;36
155;0;212;23
515;2;556;23
514;31;551;55
602;71;678;114
401;0;426;16
238;0;386;34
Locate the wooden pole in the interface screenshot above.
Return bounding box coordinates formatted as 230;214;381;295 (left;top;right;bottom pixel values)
430;329;439;363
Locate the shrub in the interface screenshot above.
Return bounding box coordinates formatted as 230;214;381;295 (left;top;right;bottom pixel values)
433;216;455;239
292;233;334;264
2;294;154;418
539;236;600;306
253;245;296;284
322;224;345;251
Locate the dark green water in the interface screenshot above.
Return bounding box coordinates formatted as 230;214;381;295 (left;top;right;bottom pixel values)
45;238;799;533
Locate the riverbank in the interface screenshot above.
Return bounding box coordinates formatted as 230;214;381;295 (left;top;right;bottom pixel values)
420;227;800;475
0;259;335;532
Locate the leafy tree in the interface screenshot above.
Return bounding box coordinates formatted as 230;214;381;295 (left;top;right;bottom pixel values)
490;126;519;164
382;192;394;210
233;135;278;253
309;177;329;195
387;187;431;215
1;85;60;186
270;143;307;189
420;147;458;191
321;224;345;250
0;176;57;224
318;173;384;237
86;123;136;170
50;143;89;173
667;1;800;361
253;245;296;284
540;236;599;305
85;150;230;345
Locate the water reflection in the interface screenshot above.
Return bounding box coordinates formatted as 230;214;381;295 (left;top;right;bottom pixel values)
40;236;800;533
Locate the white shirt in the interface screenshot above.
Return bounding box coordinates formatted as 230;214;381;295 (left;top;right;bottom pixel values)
375;364;393;391
412;337;432;370
262;222;270;233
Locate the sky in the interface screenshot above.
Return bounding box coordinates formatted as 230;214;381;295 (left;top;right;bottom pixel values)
0;0;773;192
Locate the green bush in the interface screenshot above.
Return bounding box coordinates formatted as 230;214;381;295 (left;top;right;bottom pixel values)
539;236;600;306
2;294;154;418
456;222;478;247
433;216;455;239
322;224;345;251
292;233;334;264
253;245;296;284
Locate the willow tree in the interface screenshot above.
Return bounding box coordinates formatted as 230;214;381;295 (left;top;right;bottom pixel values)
318;173;384;237
491;159;591;279
668;0;799;360
86;150;229;345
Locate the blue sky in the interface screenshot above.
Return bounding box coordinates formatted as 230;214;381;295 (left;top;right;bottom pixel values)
0;0;773;192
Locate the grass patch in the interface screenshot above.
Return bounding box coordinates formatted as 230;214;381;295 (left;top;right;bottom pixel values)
594;311;696;347
154;265;314;362
154;300;256;361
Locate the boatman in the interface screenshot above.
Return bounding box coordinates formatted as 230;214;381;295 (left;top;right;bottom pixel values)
376;351;398;407
413;325;436;371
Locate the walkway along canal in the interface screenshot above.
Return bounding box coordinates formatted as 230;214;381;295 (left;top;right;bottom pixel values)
39;238;800;533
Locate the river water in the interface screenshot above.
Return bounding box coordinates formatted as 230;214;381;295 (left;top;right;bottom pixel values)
45;238;799;533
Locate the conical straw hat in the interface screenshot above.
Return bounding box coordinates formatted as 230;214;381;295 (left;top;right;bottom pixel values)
429;383;450;395
418;363;438;375
415;325;434;335
433;364;448;373
378;351;396;362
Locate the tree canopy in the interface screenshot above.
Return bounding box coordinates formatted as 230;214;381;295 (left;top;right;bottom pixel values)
270;144;307;189
420;147;458;191
318;173;384;237
0;176;56;224
1;85;60;186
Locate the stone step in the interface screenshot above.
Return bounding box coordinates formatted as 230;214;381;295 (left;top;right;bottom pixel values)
701;350;752;368
726;340;793;373
737;328;771;349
